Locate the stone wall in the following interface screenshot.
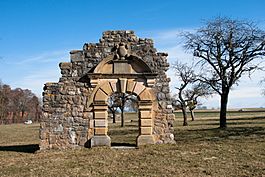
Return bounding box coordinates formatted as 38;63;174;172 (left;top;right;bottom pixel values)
40;30;175;150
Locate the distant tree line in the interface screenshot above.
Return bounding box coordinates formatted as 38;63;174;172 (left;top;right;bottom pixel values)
0;80;41;124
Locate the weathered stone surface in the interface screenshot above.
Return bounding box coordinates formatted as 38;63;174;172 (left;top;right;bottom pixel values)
137;135;155;146
94;89;107;101
140;127;152;135
40;30;175;150
126;80;136;93
140;110;151;118
133;82;145;95
90;135;111;147
139;89;152;101
140;119;152;127
94;111;108;119
100;82;112;95
94;119;107;127
94;128;108;135
119;78;127;93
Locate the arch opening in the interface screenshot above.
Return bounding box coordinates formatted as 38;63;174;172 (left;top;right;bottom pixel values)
89;79;156;147
107;92;138;147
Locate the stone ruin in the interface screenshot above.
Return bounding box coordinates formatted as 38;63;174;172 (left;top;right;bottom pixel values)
40;30;175;150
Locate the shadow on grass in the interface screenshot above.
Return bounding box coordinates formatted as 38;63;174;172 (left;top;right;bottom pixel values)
188;121;265;127
190;116;265;122
175;126;265;142
0;144;39;153
111;142;136;147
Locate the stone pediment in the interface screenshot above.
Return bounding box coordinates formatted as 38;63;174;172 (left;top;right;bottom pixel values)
86;54;157;80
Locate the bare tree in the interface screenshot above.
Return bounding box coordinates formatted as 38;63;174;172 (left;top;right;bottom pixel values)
172;62;196;126
183;17;265;128
108;94;119;123
11;88;34;121
184;83;213;121
108;92;137;127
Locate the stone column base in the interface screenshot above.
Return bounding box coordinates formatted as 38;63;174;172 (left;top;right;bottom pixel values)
90;135;111;147
137;135;155;146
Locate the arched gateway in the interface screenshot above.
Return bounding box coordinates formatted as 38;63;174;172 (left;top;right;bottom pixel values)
40;31;175;149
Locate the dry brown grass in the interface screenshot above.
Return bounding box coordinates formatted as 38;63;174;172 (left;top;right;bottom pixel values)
0;110;264;177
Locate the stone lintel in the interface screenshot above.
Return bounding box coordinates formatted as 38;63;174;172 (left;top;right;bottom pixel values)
87;73;157;80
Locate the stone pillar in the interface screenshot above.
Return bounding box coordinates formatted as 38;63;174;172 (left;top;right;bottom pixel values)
90;101;111;147
137;100;155;146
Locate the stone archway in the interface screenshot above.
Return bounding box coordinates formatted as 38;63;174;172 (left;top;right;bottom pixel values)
40;30;175;150
90;79;155;147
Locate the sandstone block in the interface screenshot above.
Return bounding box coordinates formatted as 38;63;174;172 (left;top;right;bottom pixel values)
94;111;108;119
110;81;117;92
94;120;107;127
118;78;127;93
94;89;107;101
140;127;152;135
126;80;136;93
133;82;145;95
140;110;151;118
140;119;152;127
90;135;111;147
137;135;155;146
94;128;108;135
139;89;151;101
100;82;113;95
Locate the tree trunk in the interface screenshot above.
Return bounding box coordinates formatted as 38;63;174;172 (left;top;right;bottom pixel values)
121;108;124;127
182;106;188;126
220;92;229;128
190;109;195;121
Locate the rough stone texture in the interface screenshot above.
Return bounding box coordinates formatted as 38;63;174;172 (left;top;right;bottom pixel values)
40;30;175;150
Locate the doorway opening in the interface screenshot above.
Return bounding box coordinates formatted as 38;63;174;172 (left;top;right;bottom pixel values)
107;92;138;147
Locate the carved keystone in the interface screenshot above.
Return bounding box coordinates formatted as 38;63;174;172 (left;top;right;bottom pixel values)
118;78;127;93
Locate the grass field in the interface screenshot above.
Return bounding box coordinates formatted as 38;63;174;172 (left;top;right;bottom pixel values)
0;110;264;177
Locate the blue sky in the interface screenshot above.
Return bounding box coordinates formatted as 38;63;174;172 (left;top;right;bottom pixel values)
1;0;265;108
